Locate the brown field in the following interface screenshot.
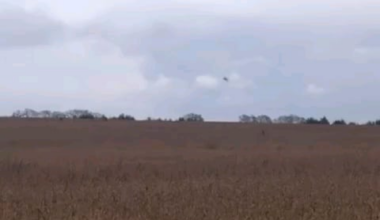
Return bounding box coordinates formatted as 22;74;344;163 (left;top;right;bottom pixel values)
1;118;380;219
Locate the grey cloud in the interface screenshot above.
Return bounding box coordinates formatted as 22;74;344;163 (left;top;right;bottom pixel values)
80;15;321;84
3;1;380;121
358;30;380;48
0;5;66;49
77;8;380;112
68;8;380;81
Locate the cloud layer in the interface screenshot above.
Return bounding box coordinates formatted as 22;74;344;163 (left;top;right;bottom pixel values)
1;0;380;122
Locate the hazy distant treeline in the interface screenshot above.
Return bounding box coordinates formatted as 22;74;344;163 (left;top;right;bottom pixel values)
9;108;380;125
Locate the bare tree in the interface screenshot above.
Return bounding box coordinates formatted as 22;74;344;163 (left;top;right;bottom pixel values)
256;115;272;124
239;115;258;123
239;114;252;123
179;113;204;122
274;115;305;124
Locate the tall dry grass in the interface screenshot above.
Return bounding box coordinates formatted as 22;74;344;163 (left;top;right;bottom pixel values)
1;145;380;220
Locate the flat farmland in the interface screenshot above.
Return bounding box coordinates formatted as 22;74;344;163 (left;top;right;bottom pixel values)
1;119;380;219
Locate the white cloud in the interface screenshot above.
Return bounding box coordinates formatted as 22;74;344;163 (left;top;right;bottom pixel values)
351;47;380;63
227;72;254;89
0;35;187;115
4;0;380;29
231;56;269;68
153;74;172;87
195;75;219;89
86;73;148;99
306;84;326;95
28;0;380;26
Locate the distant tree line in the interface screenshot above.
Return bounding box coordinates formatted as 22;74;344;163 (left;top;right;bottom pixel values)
9;108;380;126
178;113;204;122
10;109;203;122
238;114;374;126
365;120;380;126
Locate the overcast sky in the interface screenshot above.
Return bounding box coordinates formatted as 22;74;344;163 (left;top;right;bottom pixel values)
0;0;379;122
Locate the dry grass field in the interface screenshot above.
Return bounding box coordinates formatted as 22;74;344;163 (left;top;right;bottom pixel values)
1;118;380;219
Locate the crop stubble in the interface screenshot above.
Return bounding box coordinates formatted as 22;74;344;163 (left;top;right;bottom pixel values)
0;119;380;219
